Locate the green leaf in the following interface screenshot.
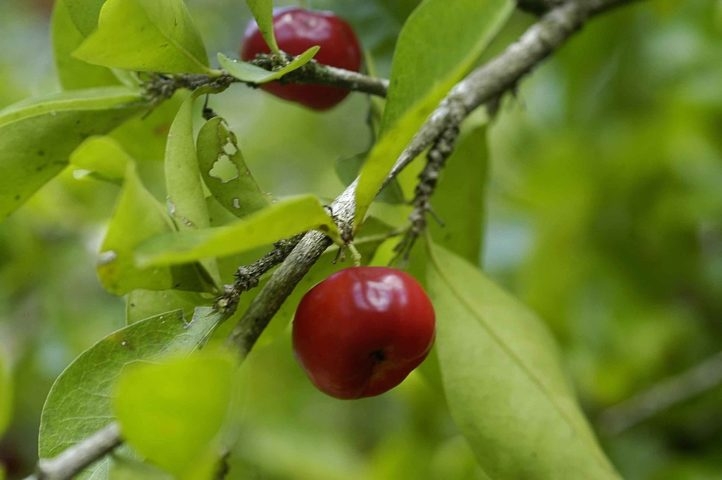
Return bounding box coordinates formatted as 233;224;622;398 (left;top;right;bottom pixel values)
427;244;620;479
113;351;237;479
355;0;513;224
109;455;173;479
0;355;11;437
166;93;212;232
52;0;120;90
38;308;225;474
136;194;340;267
165;91;222;286
63;0;106;36
98;165;216;295
245;0;279;54
73;0;211;74
429;118;488;263
197;116;270;218
381;0;512;131
0;87;145;220
126;290;211;325
69;136;133;183
217;48;319;83
111;92;184;163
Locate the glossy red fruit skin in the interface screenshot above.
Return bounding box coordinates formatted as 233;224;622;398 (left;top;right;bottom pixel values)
292;267;436;399
240;7;362;111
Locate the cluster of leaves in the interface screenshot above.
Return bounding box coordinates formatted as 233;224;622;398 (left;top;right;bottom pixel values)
6;0;719;479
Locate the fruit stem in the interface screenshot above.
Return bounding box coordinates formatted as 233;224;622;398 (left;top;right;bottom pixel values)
347;243;362;267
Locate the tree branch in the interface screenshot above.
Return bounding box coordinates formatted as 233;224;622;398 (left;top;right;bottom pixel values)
597;351;722;436
26;423;122;480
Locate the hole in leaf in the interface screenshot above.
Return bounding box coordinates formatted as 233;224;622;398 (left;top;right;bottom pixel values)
209;154;240;183
222;139;238;156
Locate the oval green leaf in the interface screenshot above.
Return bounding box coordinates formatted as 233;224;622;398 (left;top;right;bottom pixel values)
52;0;120;90
165;92;211;232
0;87;145;220
38;308;225;477
98;165;216;295
73;0;210;74
69;136;133;183
63;0;106;36
165;91;222;286
135;194;340;267
217;47;319;84
113;351;236;478
427;243;620;479
354;0;513;225
197;116;270;218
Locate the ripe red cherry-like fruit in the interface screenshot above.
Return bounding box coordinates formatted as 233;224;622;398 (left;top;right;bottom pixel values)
240;7;362;111
292;266;436;399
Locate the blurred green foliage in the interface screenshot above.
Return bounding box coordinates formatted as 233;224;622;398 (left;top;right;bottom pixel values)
0;0;720;479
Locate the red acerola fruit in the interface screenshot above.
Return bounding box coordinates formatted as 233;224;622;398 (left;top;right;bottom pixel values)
292;266;436;399
240;7;363;111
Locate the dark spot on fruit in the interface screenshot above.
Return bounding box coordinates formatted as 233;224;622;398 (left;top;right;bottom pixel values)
370;349;386;363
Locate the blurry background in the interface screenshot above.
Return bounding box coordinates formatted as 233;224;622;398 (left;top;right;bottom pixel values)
1;0;721;478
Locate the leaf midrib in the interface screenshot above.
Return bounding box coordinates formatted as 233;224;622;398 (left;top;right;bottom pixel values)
428;243;616;474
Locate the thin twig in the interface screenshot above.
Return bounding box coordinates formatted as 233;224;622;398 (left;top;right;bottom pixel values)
597;351;722;436
393;125;461;262
216;234;305;313
143;57;389;104
251;54;390;98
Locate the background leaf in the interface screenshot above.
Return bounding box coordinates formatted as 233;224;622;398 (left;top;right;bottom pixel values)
69;136;133;183
0;355;11;437
38;309;224;469
73;0;211;74
136;194;340;267
109;456;173;480
113;351;237;479
63;0;106;36
355;0;513;224
98;165;216;295
51;0;120;90
0;87;144;220
197;116;270;218
427;243;619;479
